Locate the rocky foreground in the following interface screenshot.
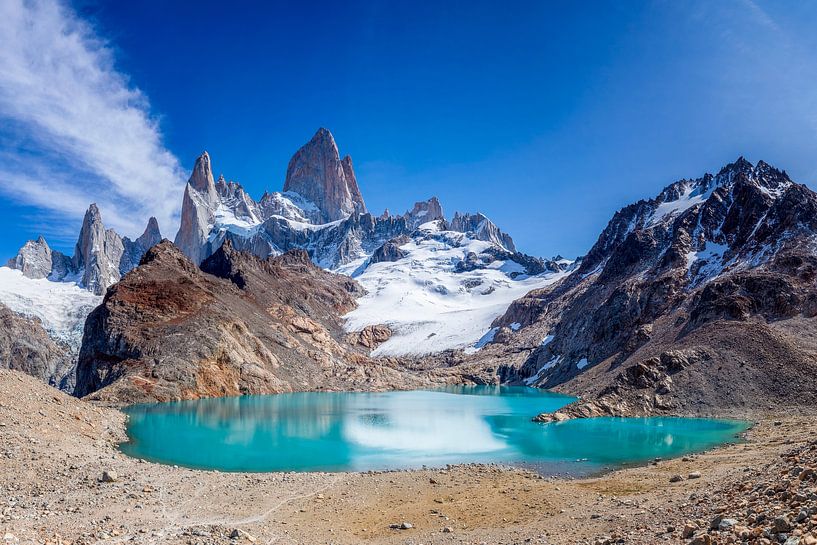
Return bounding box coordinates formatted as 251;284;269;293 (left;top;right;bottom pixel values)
1;368;816;545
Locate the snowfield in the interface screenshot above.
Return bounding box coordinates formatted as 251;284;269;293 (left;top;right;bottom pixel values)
343;223;569;356
0;267;101;349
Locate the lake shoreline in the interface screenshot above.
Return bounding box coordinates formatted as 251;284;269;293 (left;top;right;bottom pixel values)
117;387;750;474
2;369;815;545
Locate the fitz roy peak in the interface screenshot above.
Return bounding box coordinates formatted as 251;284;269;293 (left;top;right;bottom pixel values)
172;128;542;273
283;127;367;222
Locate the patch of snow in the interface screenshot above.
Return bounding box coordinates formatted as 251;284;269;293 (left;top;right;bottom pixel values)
468;327;498;352
524;354;562;385
649;183;714;227
757;183;790;199
0;267;101;349
417;220;444;232
576;358;589;370
509;322;521;331
540;334;554;346
686;241;730;280
344;229;569;356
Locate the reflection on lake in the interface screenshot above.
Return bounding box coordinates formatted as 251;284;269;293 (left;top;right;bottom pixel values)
121;386;749;473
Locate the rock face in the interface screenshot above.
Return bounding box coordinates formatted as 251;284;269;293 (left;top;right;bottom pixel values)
174;151;222;265
8;205;162;295
469;158;817;415
72;204;126;295
283;128;366;223
5;236;63;279
369;236;411;264
404;197;444;228
73;241;430;403
450;212;516;252
0;303;73;389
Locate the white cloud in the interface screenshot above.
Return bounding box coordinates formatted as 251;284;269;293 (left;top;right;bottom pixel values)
0;0;186;240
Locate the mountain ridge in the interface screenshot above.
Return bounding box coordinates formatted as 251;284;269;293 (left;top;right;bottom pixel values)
459;157;817;417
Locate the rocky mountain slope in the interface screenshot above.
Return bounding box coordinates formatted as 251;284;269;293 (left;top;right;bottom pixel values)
73;240;438;403
470;158;817;416
0;303;74;389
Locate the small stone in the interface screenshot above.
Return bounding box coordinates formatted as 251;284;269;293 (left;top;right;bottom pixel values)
670;474;684;483
100;470;118;483
773;516;792;533
796;510;808;523
718;518;737;532
682;521;699;538
688;471;702;479
442;526;453;533
400;522;413;530
691;533;712;545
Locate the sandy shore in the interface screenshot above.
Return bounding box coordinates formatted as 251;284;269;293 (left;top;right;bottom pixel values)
1;369;815;545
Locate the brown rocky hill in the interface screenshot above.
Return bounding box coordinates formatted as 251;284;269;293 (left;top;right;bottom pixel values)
74;240;433;403
469;158;817;416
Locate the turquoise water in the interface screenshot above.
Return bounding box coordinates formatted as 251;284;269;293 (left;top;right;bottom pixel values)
120;386;749;473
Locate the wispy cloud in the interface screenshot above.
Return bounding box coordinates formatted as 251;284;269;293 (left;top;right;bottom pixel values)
0;0;185;240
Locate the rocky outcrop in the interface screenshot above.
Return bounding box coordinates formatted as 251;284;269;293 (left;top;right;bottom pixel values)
70;205;162;295
5;236;70;280
346;325;393;349
283;128;366;223
369;236;410;264
0;303;73;390
74;241;430;403
450;212;516;252
404;197;444;228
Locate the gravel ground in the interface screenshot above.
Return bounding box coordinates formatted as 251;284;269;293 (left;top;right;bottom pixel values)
1;369;815;545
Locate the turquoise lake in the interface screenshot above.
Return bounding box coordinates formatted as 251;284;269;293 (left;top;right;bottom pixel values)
120;386;750;473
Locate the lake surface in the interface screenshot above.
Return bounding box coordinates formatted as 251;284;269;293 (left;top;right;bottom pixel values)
121;386;749;473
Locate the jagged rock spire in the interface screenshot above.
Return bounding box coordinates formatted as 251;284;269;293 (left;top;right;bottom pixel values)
283;128;367;223
135;217;162;249
174;151;223;264
72;204;125;295
189;151;215;193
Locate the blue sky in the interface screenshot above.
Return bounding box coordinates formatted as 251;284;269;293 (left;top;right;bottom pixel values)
2;0;817;261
